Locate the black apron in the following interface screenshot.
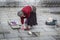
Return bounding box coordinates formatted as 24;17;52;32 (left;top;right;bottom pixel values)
27;11;37;26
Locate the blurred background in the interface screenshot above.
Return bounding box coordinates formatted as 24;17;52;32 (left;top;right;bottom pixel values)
0;0;60;40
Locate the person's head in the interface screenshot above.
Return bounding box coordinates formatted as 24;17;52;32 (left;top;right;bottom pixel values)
17;10;24;17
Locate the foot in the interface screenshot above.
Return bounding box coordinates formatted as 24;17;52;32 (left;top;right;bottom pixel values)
24;27;30;31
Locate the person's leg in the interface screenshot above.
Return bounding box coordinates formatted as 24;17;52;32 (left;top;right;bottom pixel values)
24;25;30;30
25;20;33;30
24;19;30;30
24;19;33;34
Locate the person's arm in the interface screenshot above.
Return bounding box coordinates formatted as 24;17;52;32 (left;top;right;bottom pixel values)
20;17;24;24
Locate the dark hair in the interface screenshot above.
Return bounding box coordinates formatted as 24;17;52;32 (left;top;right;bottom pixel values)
17;11;23;17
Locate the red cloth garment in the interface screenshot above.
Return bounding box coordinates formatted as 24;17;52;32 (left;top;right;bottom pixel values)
21;6;32;24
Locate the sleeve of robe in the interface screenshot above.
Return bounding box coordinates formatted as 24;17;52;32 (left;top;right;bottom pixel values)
21;6;32;24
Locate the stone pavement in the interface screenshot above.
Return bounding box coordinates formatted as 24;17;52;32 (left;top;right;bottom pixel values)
0;7;60;40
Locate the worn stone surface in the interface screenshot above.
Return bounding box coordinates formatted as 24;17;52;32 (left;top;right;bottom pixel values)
0;7;60;40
